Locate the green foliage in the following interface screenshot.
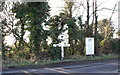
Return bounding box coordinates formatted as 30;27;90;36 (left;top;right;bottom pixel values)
48;46;61;60
12;2;50;60
46;13;68;60
98;19;114;39
110;38;119;54
100;39;112;54
66;17;86;55
116;30;120;37
48;14;65;40
2;1;119;64
26;2;50;54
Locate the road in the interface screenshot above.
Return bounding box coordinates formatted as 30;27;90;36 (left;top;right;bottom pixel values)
1;59;119;75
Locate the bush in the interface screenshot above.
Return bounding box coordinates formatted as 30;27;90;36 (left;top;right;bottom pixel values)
100;39;112;54
110;38;119;54
99;38;119;54
48;46;61;60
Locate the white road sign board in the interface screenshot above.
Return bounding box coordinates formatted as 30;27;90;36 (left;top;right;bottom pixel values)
85;37;94;55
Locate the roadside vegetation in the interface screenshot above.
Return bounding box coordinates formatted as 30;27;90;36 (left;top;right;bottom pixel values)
0;1;119;69
3;54;118;68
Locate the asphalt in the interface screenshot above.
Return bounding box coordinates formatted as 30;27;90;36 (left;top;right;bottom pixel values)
1;58;120;75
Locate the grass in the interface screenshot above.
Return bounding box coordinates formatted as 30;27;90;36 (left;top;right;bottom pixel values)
3;54;119;68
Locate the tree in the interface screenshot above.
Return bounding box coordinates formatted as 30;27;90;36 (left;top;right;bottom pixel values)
116;29;120;38
46;13;67;59
25;2;50;60
0;2;16;59
64;1;77;55
12;2;28;50
86;0;91;36
12;2;50;61
97;2;117;54
94;0;98;55
64;1;85;55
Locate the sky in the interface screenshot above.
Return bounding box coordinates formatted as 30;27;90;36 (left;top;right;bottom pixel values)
49;0;119;21
48;0;120;38
4;0;120;45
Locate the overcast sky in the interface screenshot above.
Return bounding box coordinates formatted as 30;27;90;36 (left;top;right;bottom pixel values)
49;0;119;23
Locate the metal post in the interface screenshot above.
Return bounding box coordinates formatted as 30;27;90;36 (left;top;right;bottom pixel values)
61;45;64;60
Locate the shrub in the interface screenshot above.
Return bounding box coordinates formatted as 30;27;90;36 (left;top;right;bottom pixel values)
110;38;119;54
48;46;61;60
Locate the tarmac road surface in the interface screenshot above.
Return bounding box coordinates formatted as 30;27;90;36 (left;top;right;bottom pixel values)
1;59;119;75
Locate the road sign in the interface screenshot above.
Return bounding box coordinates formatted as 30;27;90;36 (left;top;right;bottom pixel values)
85;37;94;55
53;44;59;47
62;44;70;47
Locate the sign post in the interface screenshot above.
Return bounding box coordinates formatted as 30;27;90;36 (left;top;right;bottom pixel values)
53;35;70;60
53;43;70;60
61;43;64;60
85;37;94;55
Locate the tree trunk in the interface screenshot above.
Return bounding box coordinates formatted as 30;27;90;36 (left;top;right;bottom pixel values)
94;0;98;55
86;0;90;37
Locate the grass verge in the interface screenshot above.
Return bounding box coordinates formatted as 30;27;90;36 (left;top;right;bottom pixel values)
3;54;119;68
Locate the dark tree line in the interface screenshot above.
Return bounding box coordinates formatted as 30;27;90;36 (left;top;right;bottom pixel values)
0;1;119;62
